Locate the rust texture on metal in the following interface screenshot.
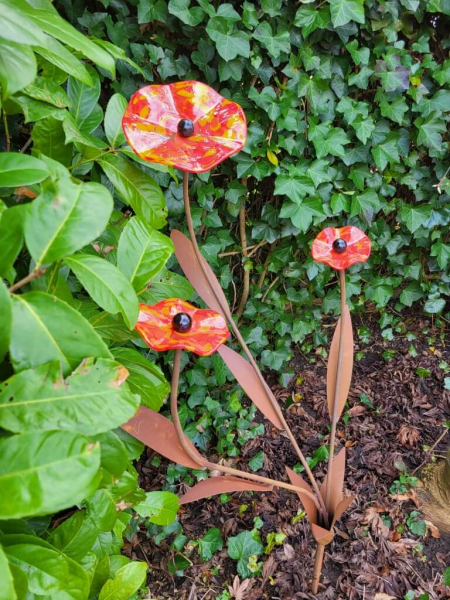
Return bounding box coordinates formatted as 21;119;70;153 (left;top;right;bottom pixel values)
121;407;204;469
326;304;353;421
218;345;284;430
179;476;273;505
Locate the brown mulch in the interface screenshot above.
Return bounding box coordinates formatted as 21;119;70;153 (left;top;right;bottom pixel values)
126;311;450;599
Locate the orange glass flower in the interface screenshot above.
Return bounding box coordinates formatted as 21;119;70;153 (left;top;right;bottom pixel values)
311;226;371;271
135;298;229;356
122;81;247;173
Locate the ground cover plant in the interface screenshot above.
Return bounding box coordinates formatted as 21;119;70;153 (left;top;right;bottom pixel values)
0;0;450;598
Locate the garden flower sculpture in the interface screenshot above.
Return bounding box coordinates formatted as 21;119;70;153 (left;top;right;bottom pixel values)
122;81;372;594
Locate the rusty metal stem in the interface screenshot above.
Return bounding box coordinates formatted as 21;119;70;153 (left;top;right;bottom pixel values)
311;544;325;594
325;269;346;514
182;172;328;524
169;348;322;509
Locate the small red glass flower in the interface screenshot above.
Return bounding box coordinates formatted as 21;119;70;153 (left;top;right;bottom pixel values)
311;226;371;270
122;80;247;173
135;298;229;356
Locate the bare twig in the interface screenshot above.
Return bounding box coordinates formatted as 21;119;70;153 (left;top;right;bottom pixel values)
3;110;10;152
9;268;46;293
412;427;449;475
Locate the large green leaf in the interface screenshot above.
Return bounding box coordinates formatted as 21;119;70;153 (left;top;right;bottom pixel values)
34;35;93;86
64;255;139;329
98;155;167;229
10;292;111;375
111;347;169;411
7;0;115;76
117;217;174;294
0;431;101;519
91;431;128;477
399;203;432;233
98;561;147;600
67;65;101;124
0;0;47;46
1;534;89;600
141;270;194;304
25;177;113;267
0;544;16;600
134;491;179;526
47;511;99;563
0;358;139;435
104;94;127;148
206;18;250;61
0;153;49;187
0;41;36;99
31;117;73;167
0;281;12;364
0;206;26;282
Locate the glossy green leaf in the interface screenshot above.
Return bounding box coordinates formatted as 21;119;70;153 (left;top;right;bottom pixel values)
98;155;168;229
0;153;49;187
67;65;101;124
0;281;12;364
47;511;99;563
134;491;179;526
117;216;174;293
10;292;111;375
105;94;127;148
0;544;16;600
34;35;93;86
98;561;147;600
141;269;194;304
0;358;139;435
329;0;365;26
0;0;47;46
25;177;113;267
206;18;250;61
31;116;73;167
399;203;432;233
64;254;139;329
111;347;169;411
0;431;100;519
91;430;128;477
0;41;36;99
0;206;26;282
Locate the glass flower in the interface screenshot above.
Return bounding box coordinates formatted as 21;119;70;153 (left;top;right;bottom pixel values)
122;80;247;173
135;298;229;356
311;226;371;271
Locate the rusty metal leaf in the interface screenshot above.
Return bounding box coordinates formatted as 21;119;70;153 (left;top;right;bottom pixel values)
218;345;283;430
332;496;354;526
311;523;334;546
171;230;232;320
285;467;317;525
121;406;204;469
179;476;272;504
327;305;353;422
320;447;346;515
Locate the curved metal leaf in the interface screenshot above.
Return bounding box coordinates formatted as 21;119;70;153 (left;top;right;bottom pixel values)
285;467;317;525
170;230;232;320
218;345;283;430
180;476;272;504
320;447;346;516
327;305;353;422
121;406;204;469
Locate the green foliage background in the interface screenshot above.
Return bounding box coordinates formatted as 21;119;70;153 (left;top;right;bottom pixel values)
0;0;450;597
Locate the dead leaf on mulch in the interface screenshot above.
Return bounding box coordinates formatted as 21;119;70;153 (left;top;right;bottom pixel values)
374;594;397;600
397;424;420;448
228;576;255;599
363;506;390;538
425;519;441;538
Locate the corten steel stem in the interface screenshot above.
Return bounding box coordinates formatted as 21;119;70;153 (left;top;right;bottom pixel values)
169;348;322;509
325;269;346;515
311;544;325;594
182;172;328;524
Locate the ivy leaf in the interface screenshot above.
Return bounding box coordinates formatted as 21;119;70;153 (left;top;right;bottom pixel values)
253;22;290;58
134;491;179;525
168;0;205;26
399;203;432;233
312;127;351;159
415;112;447;151
98;562;147;600
400;282;424;307
371;133;400;170
329;0;365;27
352;115;375;144
274;172;315;203
431;240;450;269
294;6;330;37
206;18;250;61
279;197;324;232
198;528;223;562
380;97;409;124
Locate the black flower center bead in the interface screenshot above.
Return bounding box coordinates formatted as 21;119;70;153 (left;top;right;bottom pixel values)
332;238;347;254
177;119;194;137
172;312;192;333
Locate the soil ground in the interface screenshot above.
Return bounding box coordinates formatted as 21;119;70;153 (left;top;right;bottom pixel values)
127;310;450;599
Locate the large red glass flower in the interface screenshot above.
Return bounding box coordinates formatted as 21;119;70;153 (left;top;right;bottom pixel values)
135;298;229;356
311;226;371;270
122;81;247;173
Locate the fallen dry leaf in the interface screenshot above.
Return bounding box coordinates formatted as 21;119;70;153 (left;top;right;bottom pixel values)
363;506;390;539
374;594;396;600
397;424;420;448
425;519;441;538
349;405;366;417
